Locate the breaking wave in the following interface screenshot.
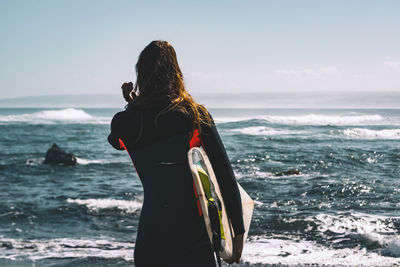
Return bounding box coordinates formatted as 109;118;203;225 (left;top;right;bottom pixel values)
75;157;110;165
262;114;388;126
215;113;399;126
230;126;305;136
0;236;134;261
66;198;142;213
0;108;109;124
340;128;400;140
244;212;400;265
309;212;400;252
243;237;400;266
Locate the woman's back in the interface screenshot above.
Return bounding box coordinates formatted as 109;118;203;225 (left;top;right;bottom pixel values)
109;106;193;150
109;107;215;266
108;40;244;266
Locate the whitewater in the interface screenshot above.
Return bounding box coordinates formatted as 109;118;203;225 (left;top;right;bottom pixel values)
1;107;400;266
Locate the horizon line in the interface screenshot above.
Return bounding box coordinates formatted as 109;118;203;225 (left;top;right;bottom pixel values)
2;90;400;100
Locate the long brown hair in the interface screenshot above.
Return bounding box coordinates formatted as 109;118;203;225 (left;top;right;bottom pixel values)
129;40;212;132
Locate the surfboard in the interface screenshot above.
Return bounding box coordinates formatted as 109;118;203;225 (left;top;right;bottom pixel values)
188;146;254;260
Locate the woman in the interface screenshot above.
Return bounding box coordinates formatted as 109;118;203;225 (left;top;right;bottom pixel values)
108;40;244;267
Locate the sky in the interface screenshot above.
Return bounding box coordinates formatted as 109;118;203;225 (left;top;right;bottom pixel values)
0;0;400;101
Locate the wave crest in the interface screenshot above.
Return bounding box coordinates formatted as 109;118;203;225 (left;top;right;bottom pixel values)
230;126;305;136
0;236;134;261
243;236;400;266
215;113;396;126
341;128;400;139
263;114;386;125
67;198;142;213
0;108;109;124
243;212;400;265
75;157;108;165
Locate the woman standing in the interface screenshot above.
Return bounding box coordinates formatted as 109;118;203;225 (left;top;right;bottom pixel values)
108;40;244;267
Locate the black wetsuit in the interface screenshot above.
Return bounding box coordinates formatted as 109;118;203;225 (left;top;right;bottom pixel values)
108;105;245;267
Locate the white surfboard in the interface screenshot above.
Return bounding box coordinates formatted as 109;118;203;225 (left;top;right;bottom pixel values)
188;146;254;260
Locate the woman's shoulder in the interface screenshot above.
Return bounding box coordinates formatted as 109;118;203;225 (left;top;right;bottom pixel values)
197;104;212;117
111;110;127;122
197;105;215;126
111;109;139;126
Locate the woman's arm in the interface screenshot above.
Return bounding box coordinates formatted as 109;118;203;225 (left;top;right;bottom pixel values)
108;82;137;150
108;112;125;150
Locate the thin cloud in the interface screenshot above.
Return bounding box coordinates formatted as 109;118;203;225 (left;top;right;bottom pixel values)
275;66;340;81
384;61;400;71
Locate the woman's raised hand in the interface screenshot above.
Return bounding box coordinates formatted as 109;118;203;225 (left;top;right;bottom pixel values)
121;82;135;102
224;234;244;264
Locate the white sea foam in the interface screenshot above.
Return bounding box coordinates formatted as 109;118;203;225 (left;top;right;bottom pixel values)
235;170;312;180
32;108;92;120
25;157;123;166
314;213;386;232
312;212;399;234
3;235;399;265
215;113;397;126
213;116;253;123
2;212;400;265
341;128;400;139
235;165;315;180
262;114;389;126
76;157;109;165
67;198;142;213
25;157;45;166
0;108;109;124
230;126;305;136
253;200;263;207
235;170;273;180
307;212;400;257
0;236;134;261
243;237;400;266
2;235;399;265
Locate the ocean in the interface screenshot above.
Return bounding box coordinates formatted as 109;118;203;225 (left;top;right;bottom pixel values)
0;107;400;266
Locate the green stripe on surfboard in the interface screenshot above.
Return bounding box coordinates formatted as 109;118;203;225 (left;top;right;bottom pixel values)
196;164;226;240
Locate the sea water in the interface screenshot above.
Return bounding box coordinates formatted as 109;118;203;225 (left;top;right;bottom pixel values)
0;107;400;266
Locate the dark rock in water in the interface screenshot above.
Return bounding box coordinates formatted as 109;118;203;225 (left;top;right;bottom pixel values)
274;169;300;176
43;143;77;166
1;241;13;249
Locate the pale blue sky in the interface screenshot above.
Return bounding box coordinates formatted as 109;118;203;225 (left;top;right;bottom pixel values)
0;0;400;99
